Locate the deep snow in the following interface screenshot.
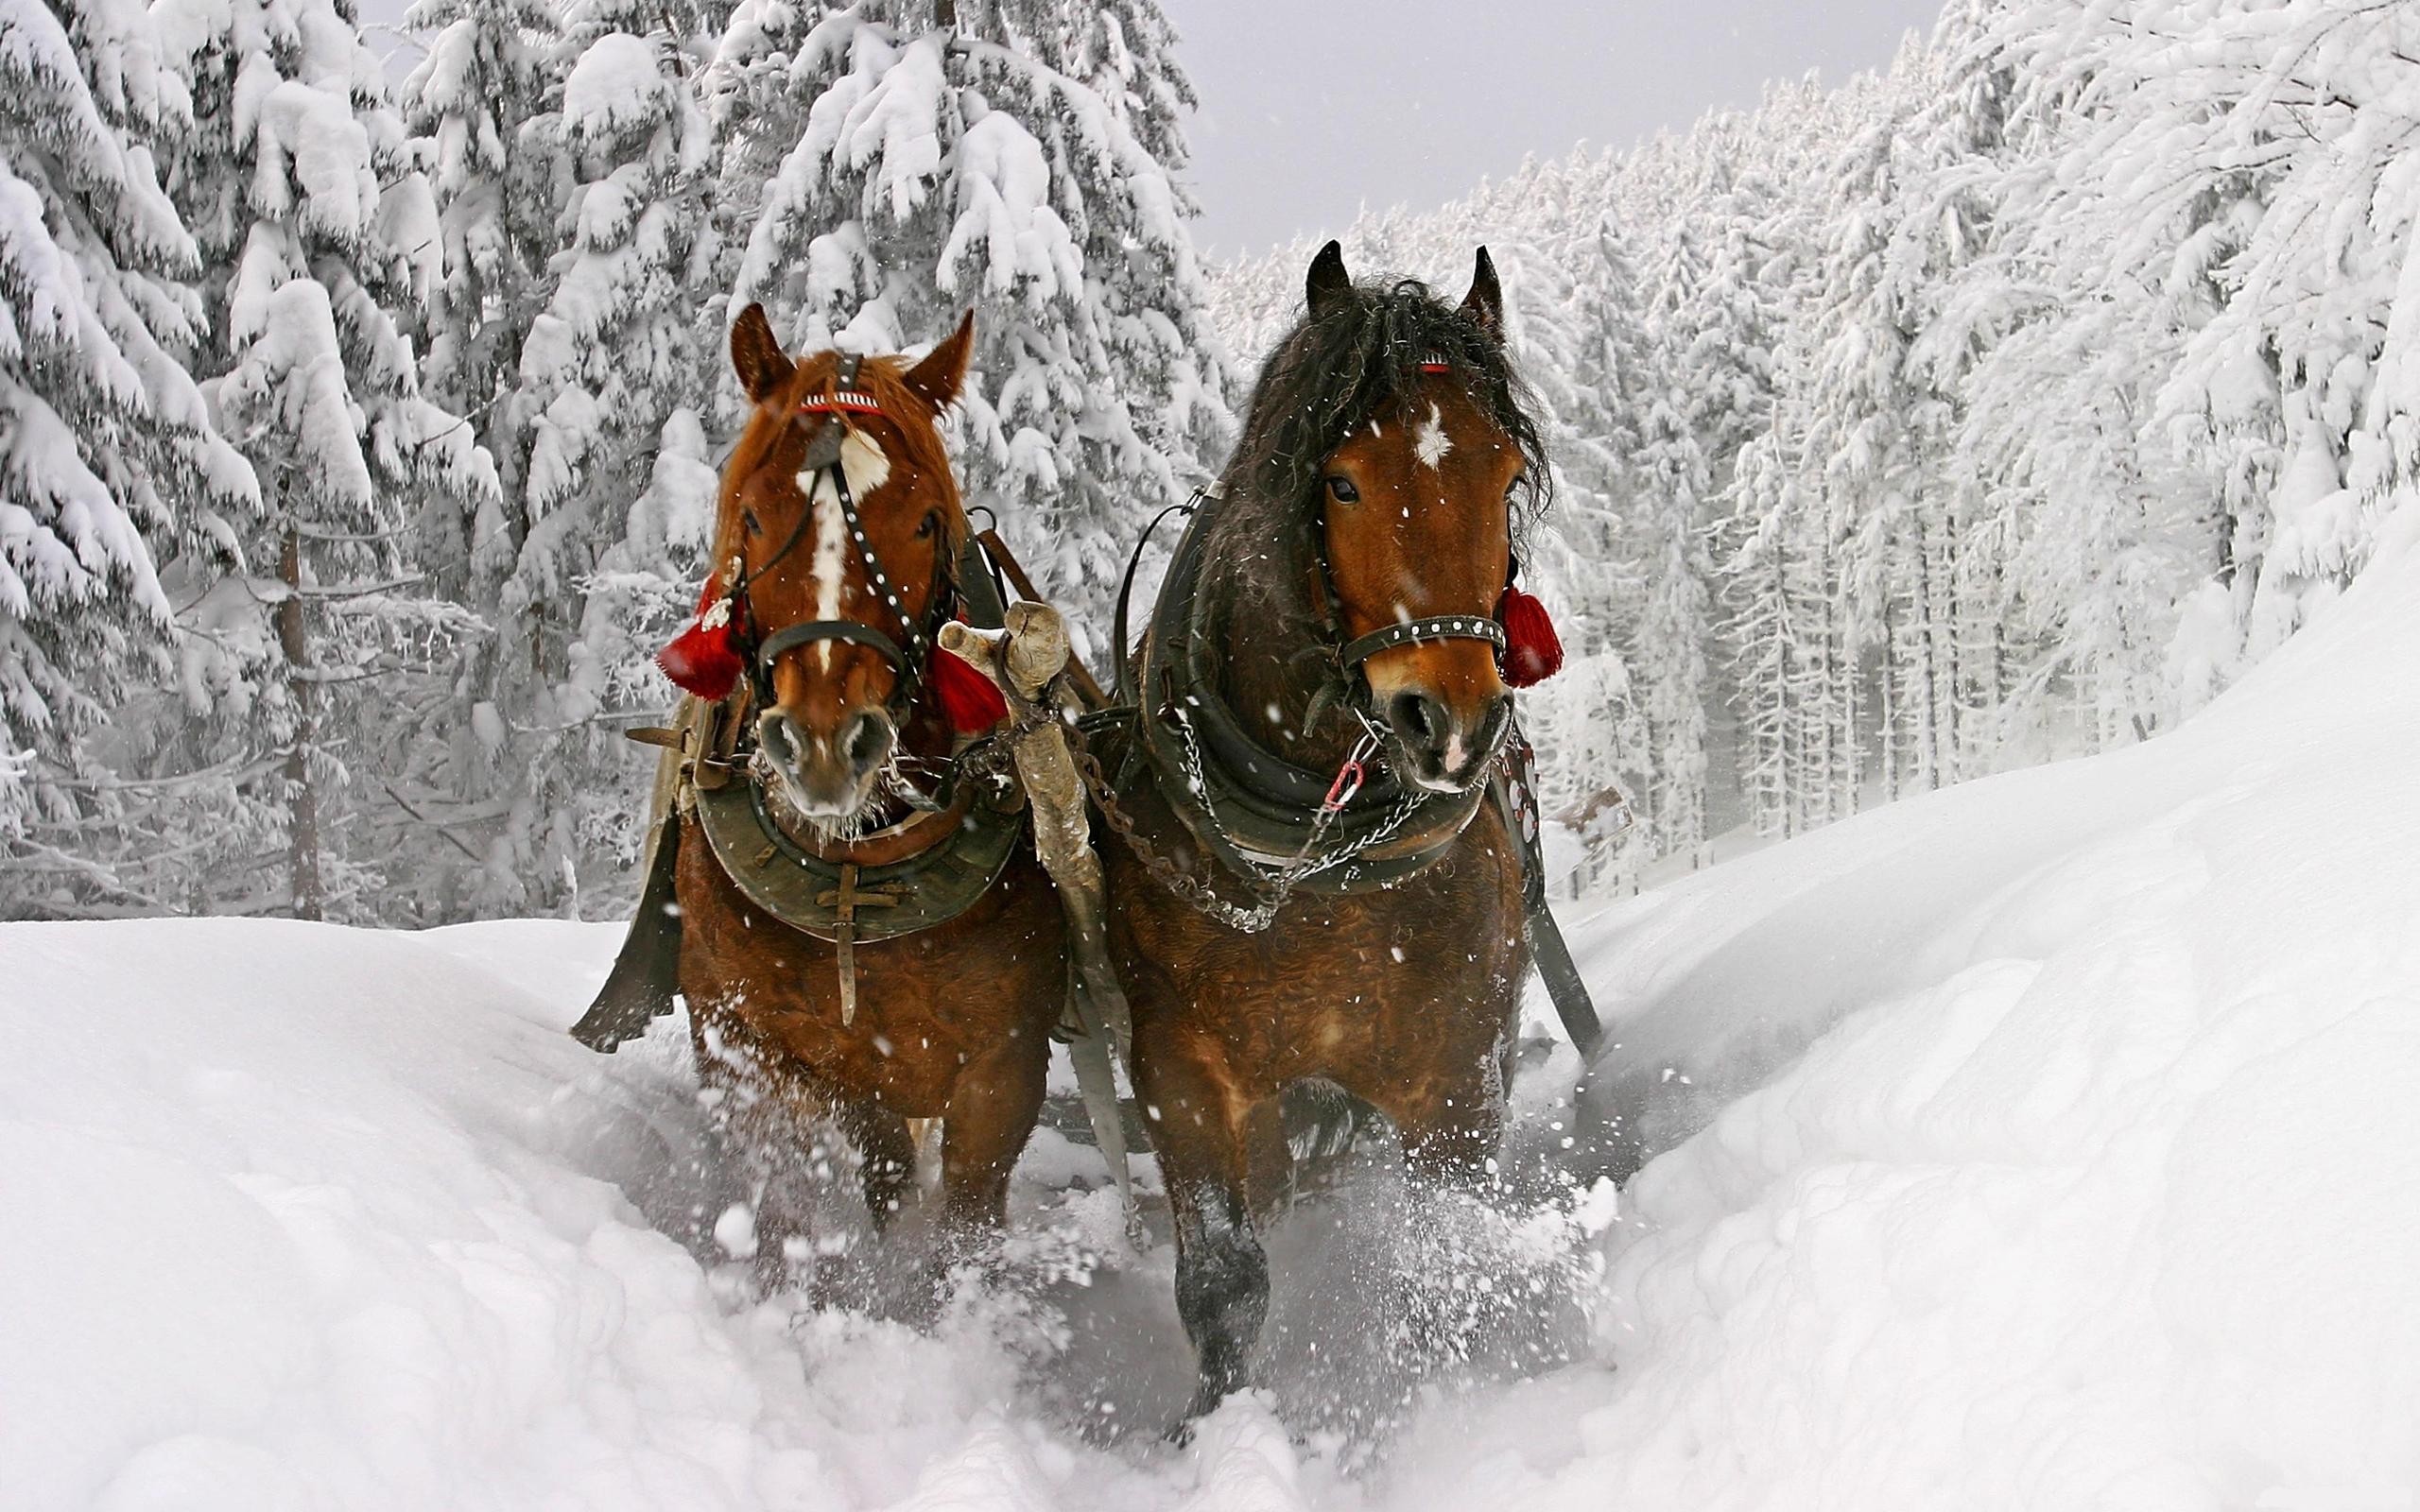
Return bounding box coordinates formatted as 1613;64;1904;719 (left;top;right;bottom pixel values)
7;523;2419;1509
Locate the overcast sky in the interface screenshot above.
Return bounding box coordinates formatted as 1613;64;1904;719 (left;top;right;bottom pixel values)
1167;0;1947;258
361;0;1949;260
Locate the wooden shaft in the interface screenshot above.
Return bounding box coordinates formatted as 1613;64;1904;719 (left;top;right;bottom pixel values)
977;528;1110;710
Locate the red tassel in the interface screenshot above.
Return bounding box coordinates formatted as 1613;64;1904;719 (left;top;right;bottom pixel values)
657;578;744;701
932;644;1009;733
1496;585;1563;687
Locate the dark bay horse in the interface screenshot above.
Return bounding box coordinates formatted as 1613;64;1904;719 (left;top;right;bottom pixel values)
1097;245;1553;1419
603;306;1065;1290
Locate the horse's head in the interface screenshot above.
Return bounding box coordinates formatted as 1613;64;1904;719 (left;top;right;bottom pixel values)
714;303;977;825
1276;243;1549;793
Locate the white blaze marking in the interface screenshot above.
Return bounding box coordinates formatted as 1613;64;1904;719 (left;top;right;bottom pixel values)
794;428;890;670
1414;401;1453;470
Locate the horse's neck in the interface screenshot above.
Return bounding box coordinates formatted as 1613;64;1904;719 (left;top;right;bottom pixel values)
1198;524;1360;777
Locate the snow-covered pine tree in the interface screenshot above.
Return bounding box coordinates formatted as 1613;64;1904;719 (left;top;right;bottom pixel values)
402;0;564;598
1793;52;1956;807
712;0;1229;658
1717;425;1801;838
1532;212;1655;885
0;0;258;911
1704;75;1873;839
1966;0;2420;731
473;2;719;910
145;0;493;919
1629;224;1715;864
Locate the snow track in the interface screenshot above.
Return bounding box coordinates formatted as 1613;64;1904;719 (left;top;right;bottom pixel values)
7;534;2420;1510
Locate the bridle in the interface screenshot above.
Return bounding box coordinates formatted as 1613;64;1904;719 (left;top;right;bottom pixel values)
1313;351;1512;699
723;353;957;730
1111;352;1519;725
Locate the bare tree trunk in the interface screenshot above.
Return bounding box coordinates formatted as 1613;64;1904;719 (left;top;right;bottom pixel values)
278;522;324;921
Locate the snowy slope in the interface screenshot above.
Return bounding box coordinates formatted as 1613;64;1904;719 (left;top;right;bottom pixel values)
1470;512;2420;1509
7;519;2420;1509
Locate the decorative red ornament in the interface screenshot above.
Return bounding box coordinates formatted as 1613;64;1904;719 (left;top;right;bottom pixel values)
1496;584;1563;687
657;577;745;701
932;644;1010;733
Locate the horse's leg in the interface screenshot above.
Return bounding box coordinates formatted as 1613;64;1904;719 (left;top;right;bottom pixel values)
838;1101;917;1233
690;1010;843;1293
1360;1050;1510;1194
935;1023;1047;1252
1395;1096;1505;1189
1139;1027;1284;1425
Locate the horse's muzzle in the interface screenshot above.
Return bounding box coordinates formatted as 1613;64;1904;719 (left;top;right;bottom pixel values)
757;706;895;819
1383;687;1511;793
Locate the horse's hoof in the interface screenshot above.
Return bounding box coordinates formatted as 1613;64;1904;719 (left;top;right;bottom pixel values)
1165;1381;1233;1445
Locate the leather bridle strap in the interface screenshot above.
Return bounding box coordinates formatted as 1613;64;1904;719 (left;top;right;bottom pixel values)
758;617;909;674
742;352;955;719
1337;613;1506;671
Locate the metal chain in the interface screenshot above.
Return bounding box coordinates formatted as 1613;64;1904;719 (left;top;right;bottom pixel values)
1076;739;1282;932
1073;714;1439;935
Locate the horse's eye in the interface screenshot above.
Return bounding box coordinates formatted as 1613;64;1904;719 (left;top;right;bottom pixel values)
1505;474;1524;500
1323;475;1360;504
742;508;763;538
915;511;938;540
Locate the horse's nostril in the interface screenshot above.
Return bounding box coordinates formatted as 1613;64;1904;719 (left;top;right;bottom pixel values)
842;712;893;773
1386;690;1449;756
1476;695;1512;759
758;711;802;767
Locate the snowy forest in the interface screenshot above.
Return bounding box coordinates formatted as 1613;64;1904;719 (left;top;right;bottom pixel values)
6;0;2418;920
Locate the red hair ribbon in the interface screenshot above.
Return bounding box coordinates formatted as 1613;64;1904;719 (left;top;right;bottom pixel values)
931;638;1009;734
657;576;744;701
1496;579;1563;687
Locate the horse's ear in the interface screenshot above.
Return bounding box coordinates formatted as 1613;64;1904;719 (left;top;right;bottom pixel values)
1306;239;1352;318
731;302;793;403
905;310;976;412
1461;247;1504;341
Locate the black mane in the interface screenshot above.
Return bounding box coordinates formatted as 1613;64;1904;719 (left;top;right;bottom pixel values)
1202;275;1551;636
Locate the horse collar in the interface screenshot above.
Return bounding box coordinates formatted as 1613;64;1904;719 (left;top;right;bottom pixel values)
1132;497;1490;901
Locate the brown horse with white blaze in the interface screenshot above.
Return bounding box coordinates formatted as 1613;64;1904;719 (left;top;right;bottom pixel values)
1097;244;1561;1421
650;306;1065;1289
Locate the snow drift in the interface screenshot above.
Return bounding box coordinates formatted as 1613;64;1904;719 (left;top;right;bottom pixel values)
7;524;2419;1509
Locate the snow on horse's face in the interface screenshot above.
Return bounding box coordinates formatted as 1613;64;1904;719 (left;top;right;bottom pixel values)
1314;250;1519;792
720;305;975;823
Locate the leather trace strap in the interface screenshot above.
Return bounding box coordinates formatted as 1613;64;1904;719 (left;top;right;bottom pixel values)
1338;612;1507;670
1112;491;1209;707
